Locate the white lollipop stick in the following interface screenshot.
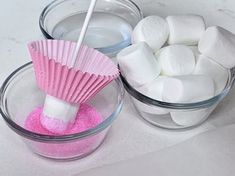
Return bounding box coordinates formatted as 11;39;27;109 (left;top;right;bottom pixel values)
71;0;98;66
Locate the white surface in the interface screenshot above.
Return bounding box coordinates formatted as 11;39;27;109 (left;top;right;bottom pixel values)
1;0;235;175
166;15;205;45
80;124;235;176
131;15;169;51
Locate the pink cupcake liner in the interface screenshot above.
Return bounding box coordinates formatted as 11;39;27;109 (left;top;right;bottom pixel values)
28;40;119;104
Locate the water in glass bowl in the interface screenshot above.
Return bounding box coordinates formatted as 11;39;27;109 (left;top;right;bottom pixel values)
52;12;133;49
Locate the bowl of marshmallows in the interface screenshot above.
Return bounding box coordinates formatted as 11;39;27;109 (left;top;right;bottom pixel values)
117;14;235;129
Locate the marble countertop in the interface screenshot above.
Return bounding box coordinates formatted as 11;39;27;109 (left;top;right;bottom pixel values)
1;0;235;175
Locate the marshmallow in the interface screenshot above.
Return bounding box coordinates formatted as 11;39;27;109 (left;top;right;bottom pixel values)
198;26;235;68
135;76;169;115
132;16;169;52
166;15;205;45
137;76;166;100
189;46;200;61
132;98;169;115
162;75;215;103
194;55;229;95
170;108;211;126
117;42;161;87
156;45;195;76
41;95;79;133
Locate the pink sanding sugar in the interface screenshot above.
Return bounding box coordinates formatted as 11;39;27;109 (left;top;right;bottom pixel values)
24;104;106;159
25;104;103;135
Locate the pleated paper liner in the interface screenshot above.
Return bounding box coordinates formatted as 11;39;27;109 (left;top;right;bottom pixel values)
28;40;119;104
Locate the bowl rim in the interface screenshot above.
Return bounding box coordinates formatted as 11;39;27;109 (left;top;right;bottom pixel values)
0;62;125;142
39;0;144;55
120;68;235;110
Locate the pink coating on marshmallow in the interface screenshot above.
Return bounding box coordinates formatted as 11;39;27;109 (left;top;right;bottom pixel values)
40;115;75;134
25;104;103;135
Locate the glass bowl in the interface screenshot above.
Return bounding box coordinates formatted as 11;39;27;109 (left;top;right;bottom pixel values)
120;69;235;130
0;62;124;160
39;0;143;57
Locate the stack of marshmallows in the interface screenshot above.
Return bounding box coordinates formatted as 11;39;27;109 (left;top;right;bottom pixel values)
117;14;235;126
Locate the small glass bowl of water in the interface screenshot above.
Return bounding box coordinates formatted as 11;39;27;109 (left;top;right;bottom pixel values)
39;0;143;57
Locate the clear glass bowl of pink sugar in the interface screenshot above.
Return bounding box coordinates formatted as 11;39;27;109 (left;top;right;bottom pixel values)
0;62;124;161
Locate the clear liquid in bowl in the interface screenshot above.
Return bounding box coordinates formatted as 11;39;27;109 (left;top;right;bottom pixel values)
52;12;133;49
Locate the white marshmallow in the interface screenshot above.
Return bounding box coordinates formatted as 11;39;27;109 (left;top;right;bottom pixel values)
117;42;161;87
194;55;229;95
132;98;169;115
41;95;79;132
170;108;211;126
137;76;166;100
198;26;235;68
135;76;169;115
166;15;205;45
189;46;200;61
132;16;169;52
156;45;195;76
162;75;215;103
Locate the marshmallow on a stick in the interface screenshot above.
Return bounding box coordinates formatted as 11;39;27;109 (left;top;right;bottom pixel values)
132;16;169;52
162;75;215;103
41;95;78;133
167;15;205;45
198;26;235;68
156;45;195;76
194;55;229;95
28;40;119;133
117;42;161;87
29;0;119;133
